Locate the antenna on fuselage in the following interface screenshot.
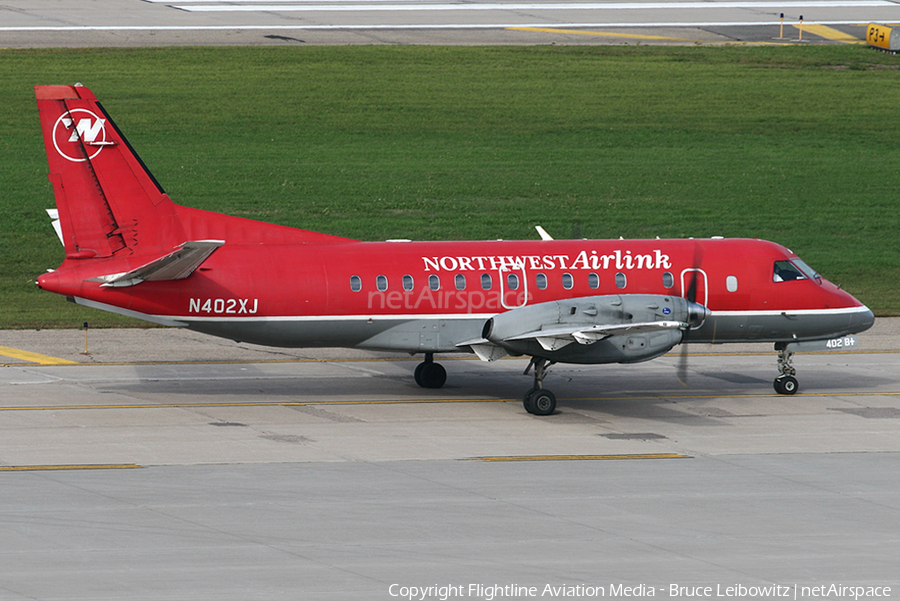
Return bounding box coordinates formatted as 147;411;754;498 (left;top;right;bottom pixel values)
535;226;553;241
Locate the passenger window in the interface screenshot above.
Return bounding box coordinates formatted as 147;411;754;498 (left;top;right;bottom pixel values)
455;274;466;291
726;275;738;292
588;273;599;289
429;274;440;291
507;273;519;290
350;275;362;292
402;274;414;292
662;272;674;288
535;273;547;290
562;273;573;290
481;273;492;290
773;260;806;282
376;275;388;291
615;272;627;289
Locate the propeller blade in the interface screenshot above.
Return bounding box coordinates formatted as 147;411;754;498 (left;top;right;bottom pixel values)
678;241;705;386
676;333;689;387
685;271;697;304
685;240;703;303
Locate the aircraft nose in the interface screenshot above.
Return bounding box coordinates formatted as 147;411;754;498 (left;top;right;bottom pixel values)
851;306;875;334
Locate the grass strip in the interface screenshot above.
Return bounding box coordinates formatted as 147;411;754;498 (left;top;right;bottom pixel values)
2;45;898;327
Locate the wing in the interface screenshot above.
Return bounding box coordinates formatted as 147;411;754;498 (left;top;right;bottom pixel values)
457;319;686;360
506;320;688;352
468;295;706;364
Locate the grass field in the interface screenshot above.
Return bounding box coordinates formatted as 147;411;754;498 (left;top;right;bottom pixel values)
2;45;898;328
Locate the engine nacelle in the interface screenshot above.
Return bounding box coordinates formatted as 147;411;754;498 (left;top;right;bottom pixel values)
483;294;704;364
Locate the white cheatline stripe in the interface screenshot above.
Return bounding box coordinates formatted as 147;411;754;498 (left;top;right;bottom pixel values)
711;306;873;317
76;295;871;325
74;296;495;324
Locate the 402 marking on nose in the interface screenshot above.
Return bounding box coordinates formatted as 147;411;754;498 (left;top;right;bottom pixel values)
189;298;258;314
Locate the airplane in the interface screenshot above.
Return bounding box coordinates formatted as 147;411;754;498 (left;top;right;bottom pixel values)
33;84;875;415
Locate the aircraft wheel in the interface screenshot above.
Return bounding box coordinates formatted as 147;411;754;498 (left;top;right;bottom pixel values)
524;389;556;416
774;375;799;395
523;390;536;414
417;362;447;389
414;362;426;387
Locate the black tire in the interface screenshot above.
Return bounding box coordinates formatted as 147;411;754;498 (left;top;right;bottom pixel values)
525;389;556;416
420;362;447;389
523;390;537;414
414;362;426;387
774;375;799;395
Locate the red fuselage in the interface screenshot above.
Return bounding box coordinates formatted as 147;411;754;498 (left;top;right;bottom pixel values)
32;82;874;409
38;234;872;350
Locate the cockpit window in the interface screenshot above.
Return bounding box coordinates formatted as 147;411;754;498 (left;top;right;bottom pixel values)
773;260;808;282
792;258;820;281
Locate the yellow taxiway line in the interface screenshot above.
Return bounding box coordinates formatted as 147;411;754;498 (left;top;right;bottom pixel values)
0;345;78;366
472;453;690;462
507;26;699;42
795;24;866;43
0;464;141;472
1;348;893;369
0;399;508;412
1;390;897;413
510;24;867;45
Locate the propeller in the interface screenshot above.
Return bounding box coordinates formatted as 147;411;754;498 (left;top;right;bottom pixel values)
676;242;708;386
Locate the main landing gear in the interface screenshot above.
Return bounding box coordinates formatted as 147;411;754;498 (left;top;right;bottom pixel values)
773;344;799;395
413;353;557;415
522;357;558;416
414;353;447;389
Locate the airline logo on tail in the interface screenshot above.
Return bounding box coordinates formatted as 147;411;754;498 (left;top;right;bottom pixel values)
52;108;109;162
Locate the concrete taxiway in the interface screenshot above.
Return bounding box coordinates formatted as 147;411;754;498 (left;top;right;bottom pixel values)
1;0;894;46
4;3;898;596
1;322;899;598
2;321;900;465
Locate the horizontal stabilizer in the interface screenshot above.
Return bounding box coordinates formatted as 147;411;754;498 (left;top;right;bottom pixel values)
87;240;224;287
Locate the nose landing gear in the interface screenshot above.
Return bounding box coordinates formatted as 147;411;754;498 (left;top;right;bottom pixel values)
774;344;799;395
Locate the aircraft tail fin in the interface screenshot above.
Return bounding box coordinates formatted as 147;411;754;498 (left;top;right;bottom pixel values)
36;84;355;257
36;84;186;259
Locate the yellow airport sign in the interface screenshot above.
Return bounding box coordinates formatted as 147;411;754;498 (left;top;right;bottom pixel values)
867;23;900;52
